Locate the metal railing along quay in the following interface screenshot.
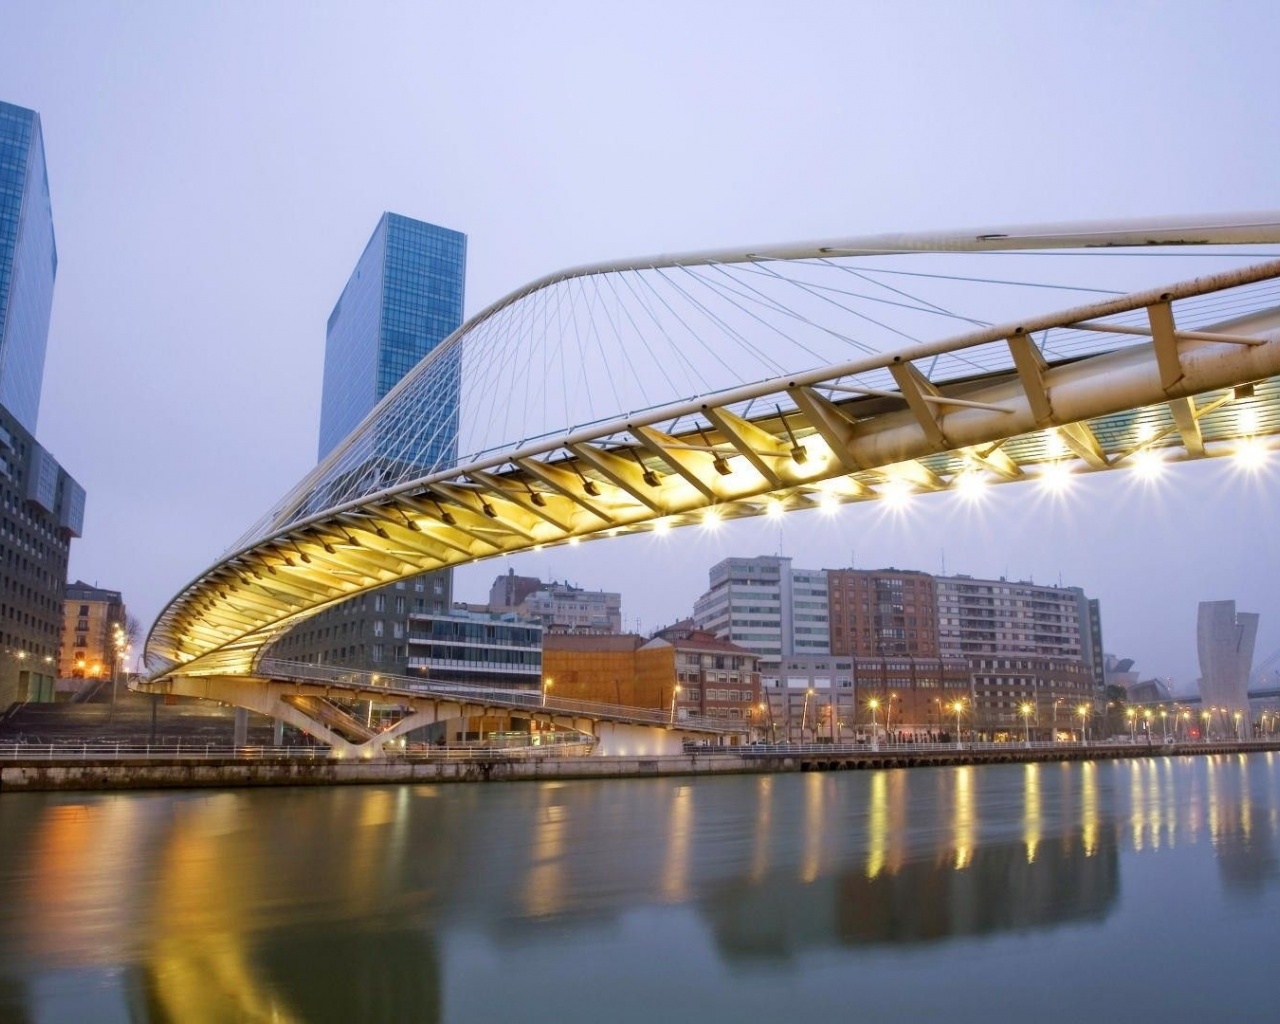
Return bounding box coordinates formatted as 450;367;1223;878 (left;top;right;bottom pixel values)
0;740;600;763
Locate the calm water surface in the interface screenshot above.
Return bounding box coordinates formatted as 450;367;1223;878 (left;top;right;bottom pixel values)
1;753;1278;1022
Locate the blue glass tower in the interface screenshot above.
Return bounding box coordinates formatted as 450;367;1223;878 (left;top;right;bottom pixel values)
0;101;84;706
278;214;465;678
0;101;57;435
318;213;466;462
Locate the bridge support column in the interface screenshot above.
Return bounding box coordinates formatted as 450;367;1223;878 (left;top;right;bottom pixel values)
233;707;248;747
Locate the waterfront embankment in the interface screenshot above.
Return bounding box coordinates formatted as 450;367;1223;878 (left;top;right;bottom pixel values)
3;739;1279;792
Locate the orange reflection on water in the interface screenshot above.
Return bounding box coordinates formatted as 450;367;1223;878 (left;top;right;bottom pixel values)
1023;764;1041;864
800;773;826;884
1081;762;1098;857
661;785;693;901
750;775;773;883
952;766;975;870
522;789;568;918
865;772;888;879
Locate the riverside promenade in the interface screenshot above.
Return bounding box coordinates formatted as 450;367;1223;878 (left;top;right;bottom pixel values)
3;738;1279;792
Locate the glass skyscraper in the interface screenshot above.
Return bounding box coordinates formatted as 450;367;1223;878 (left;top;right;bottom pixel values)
318;213;466;462
276;214;465;678
0;101;84;706
0;101;57;435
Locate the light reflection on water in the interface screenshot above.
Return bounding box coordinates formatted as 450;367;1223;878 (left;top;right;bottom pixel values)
0;753;1277;1023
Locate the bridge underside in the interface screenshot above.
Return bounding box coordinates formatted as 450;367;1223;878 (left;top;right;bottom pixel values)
150;675;726;758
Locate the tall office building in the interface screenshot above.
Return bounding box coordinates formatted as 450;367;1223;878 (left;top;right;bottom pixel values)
0;102;56;434
317;213;466;463
0;102;85;706
693;555;830;668
276;214;465;675
1197;600;1258;736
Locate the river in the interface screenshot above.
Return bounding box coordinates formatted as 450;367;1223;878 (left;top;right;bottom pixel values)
1;753;1277;1022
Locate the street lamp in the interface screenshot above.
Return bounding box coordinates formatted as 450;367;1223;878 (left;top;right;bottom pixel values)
1201;709;1211;741
1160;708;1168;742
1143;708;1153;745
1126;707;1137;742
1052;697;1064;743
1019;702;1034;747
885;692;897;739
867;697;880;751
950;698;965;750
669;684;681;726
1077;704;1089;746
1233;710;1242;739
542;676;554;707
801;687;814;743
109;625;127;724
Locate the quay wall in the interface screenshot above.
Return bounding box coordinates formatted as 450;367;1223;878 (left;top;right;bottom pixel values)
2;740;1278;793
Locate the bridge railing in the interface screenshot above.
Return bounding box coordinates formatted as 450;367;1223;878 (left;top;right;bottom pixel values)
256;658;747;733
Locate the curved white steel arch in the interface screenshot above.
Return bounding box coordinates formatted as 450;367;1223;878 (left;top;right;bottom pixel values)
145;215;1280;683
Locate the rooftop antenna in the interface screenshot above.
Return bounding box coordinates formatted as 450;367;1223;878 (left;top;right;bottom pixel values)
940;548;947;576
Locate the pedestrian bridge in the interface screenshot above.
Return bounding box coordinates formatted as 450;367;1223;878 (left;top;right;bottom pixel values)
143;213;1280;751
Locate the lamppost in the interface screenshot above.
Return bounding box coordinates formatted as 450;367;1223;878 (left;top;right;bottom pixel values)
1233;710;1242;740
542;676;554;707
669;684;681;726
1126;707;1137;742
1052;697;1064;743
1201;709;1212;741
1142;708;1153;745
1019;702;1034;747
1160;708;1168;742
950;698;965;750
759;701;775;743
1180;710;1190;741
1077;704;1090;746
867;697;880;751
885;692;897;740
109;624;126;725
801;687;814;744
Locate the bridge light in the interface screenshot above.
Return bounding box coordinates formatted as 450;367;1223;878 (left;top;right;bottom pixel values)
712;454;732;476
568;536;581;546
582;479;601;497
818;491;840;514
1039;461;1072;492
1045;430;1068;458
790;444;808;465
765;498;785;519
481;502;498;518
702;507;721;529
529;490;547;507
653;519;671;536
1233;437;1268;471
955;471;986;501
1131;449;1165;480
881;480;912;508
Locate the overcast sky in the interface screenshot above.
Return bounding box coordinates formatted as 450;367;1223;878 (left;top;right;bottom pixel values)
2;1;1278;687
